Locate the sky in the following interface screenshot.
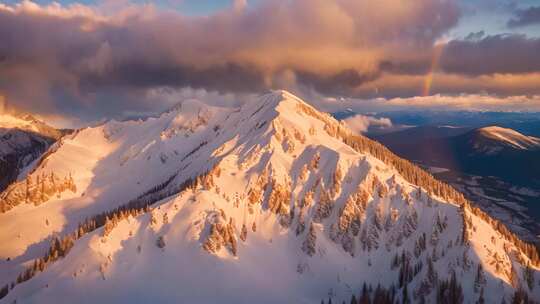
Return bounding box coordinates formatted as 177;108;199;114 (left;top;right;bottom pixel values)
0;0;540;126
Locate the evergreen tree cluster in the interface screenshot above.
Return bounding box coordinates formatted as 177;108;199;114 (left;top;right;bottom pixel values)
313;188;333;223
396;251;423;288
302;222;317;256
321;282;398;304
436;272;464;304
511;288;534;304
267;178;291;218
330;185;367;255
319;275;538;304
0;171;76;212
474;264;487;293
202;216;238;256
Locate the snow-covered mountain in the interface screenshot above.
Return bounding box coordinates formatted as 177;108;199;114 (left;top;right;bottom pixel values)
470;126;540;155
0;91;539;303
0;113;65;193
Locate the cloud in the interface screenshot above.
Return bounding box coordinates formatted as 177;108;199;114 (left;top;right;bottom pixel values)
508;6;540;27
310;93;540;114
145;87;258;110
0;0;539;123
440;34;540;76
348;72;540;99
342;114;392;134
0;0;460;120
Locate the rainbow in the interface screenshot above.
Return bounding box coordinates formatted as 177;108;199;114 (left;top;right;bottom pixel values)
422;43;445;97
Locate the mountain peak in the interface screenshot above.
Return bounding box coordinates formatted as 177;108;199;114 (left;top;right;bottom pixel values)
252;90;332;130
0;112;64;141
259;90;313;110
0;113;36;130
479;125;521;135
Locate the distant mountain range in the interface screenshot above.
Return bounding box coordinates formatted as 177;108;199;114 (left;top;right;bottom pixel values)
373;125;540;188
369;111;540;138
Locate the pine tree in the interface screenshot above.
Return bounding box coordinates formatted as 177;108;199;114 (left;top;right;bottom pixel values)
156;236;166;249
417;255;437;297
511;288;530;304
0;284;8;299
25;176;32;203
40;173;46;202
103;216;114;237
437;272;464;304
240;223;248;242
476;288;485;304
524;261;534;290
402;284;410;304
150;212;158;226
0;284;9;299
302;223;317;256
359;283;370;304
227;220;238;256
474;264;486;292
391;253;399;270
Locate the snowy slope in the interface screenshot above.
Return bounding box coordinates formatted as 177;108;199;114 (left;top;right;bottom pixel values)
0;100;227;281
1;91;539;303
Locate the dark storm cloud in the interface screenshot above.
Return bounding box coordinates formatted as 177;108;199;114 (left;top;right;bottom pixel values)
295;69;382;97
508;6;540;28
0;0;462;120
440;34;540;75
79;62;267;93
378;60;432;76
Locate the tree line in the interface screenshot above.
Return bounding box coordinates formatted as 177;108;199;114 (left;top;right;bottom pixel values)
0;171;76;212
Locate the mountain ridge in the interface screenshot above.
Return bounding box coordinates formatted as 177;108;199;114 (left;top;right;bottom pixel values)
0;91;539;303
